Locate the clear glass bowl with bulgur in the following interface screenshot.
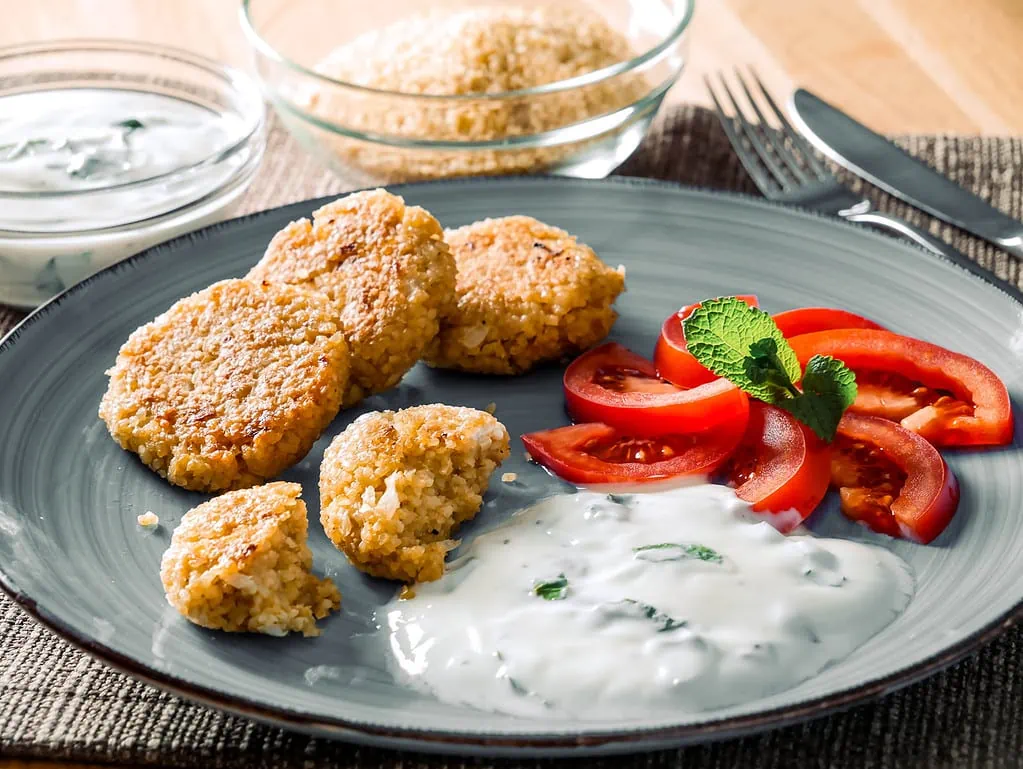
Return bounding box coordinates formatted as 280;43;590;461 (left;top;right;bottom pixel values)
242;0;693;183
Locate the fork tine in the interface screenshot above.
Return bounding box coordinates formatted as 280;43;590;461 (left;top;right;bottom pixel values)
748;68;830;180
732;68;810;185
714;73;794;191
704;76;780;194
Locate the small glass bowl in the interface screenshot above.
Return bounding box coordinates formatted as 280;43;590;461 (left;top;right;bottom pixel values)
0;40;266;308
241;0;692;186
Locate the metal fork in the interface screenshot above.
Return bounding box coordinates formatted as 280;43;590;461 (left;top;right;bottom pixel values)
706;69;997;284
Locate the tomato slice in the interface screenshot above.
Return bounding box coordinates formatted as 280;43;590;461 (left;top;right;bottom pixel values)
831;414;960;543
789;329;1013;447
564;342;749;438
772;307;885;338
655;300;881;388
720;403;831;533
654;295;758;388
521;423;743;486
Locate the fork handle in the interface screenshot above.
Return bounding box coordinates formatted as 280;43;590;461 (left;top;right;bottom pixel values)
842;211;1023;303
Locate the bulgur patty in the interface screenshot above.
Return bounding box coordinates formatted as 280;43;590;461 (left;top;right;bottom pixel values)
425;216;625;374
248;189;456;406
319;404;510;583
99;279;349;492
161;482;340;637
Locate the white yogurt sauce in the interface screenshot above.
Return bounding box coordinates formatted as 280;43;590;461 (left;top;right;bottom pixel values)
0;88;260;306
382;485;913;719
0;89;240;193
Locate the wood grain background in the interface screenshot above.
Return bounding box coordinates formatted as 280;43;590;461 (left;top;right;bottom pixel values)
3;0;1023;134
1;1;1021;768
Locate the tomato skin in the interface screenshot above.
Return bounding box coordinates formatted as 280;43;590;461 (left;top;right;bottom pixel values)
654;301;881;388
654;295;758;388
724;403;831;533
789;329;1013;447
563;343;750;438
521;422;744;486
772;308;885;338
833;414;960;544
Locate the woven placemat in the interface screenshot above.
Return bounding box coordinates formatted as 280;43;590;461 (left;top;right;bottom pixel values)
1;106;1022;768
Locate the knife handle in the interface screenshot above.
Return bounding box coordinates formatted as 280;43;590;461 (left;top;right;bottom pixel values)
843;211;1023;303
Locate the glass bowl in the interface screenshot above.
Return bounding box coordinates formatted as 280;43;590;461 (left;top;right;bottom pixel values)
0;40;266;308
240;0;692;185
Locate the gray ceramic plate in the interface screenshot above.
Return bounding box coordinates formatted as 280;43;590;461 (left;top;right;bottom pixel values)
1;177;1021;757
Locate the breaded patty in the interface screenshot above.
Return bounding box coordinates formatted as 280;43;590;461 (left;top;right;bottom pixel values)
161;482;340;637
425;216;625;374
319;404;510;583
99;279;349;492
248;189;456;406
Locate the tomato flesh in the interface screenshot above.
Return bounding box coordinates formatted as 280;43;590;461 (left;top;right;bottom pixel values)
772;307;885;338
831;414;960;543
564;342;749;438
830;434;908;538
790;329;1013;447
521;422;743;486
721;403;831;532
654;295;758;388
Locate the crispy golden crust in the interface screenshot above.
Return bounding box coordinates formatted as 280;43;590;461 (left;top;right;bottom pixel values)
99;279;349;492
319;405;510;583
425;216;625;374
248;189;456;406
160;482;341;637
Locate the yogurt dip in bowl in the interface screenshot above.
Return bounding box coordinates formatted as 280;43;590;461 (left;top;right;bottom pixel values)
0;40;266;308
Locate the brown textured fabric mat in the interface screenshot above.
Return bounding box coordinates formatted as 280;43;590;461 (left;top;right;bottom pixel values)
2;106;1022;768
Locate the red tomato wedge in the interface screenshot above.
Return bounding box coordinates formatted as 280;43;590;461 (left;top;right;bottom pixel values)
720;403;831;533
772;307;885;338
789;329;1013;447
563;343;750;438
654;295;758;388
521;423;744;486
831;414;960;544
655;300;882;388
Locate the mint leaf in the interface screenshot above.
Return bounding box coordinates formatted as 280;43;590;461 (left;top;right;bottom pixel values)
683;297;857;443
533;574;568;600
683;297;801;401
114;118;145;132
600;599;687;632
633;543;724;564
777;355;858;441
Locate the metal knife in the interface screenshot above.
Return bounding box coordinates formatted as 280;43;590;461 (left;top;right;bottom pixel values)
789;88;1023;259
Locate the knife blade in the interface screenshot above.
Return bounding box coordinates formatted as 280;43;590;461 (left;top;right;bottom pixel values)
789;89;1023;258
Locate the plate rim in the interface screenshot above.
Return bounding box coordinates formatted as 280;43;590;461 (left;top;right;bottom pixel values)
1;174;1021;755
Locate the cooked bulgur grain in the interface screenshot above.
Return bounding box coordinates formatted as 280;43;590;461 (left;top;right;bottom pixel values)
319;405;511;583
99;279;349;492
305;6;650;181
248;190;455;406
425;216;625;374
161;482;340;636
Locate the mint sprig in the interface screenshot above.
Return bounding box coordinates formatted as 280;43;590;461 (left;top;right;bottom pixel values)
682;297;857;441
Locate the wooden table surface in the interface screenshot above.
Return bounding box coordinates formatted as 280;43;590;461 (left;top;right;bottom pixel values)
2;1;1022;768
5;0;1023;135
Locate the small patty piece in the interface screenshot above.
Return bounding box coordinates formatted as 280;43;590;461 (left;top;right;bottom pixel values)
248;189;456;406
319;404;510;583
161;482;340;637
99;279;349;492
425;216;625;374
